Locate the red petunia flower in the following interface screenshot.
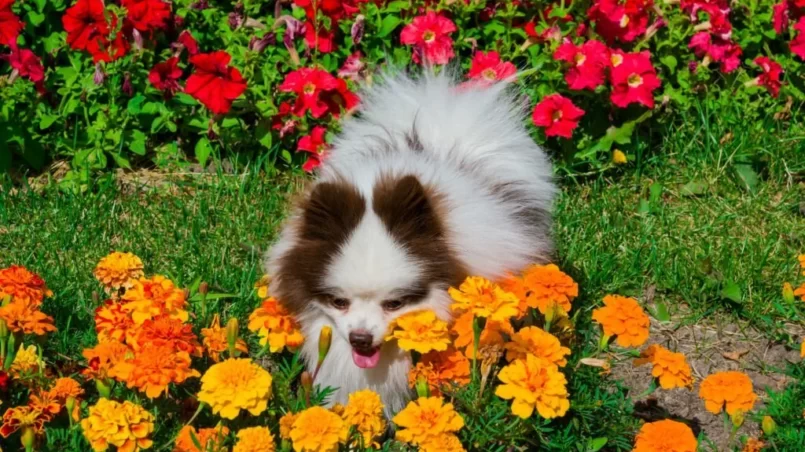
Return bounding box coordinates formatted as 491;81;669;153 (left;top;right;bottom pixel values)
467;50;516;85
297;126;329;172
679;0;729;18
532;94;585;138
772;1;789;34
791;18;805;60
176;30;199;55
271;102;297;137
0;371;8;391
121;0;171;33
688;32;742;73
304;20;336;53
610;51;661;108
752;57;783;97
87;28;130;63
185;51;248;115
0;0;22;47
293;0;365;22
553;39;610;90
62;0;109;51
279;67;358;118
149;57;182;97
4;45;44;83
400;11;457;65
588;0;652;43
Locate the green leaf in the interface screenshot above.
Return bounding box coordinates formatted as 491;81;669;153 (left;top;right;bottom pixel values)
195;137;213;167
653;302;671;322
733;163;759;194
26;11;46;26
660;55;678;73
173;93;198;106
256;123;273;149
376;16;401;38
588;437;608;452
221;117;240;129
129;130;147;155
384;0;410;12
109;152;131;169
649;182;663;203
680;181;707;197
721;281;742;303
39;115;59;130
127;95;147;115
0;150;11;172
281;149;292;163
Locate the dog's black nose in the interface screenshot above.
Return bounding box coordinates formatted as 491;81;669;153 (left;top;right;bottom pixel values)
349;330;374;350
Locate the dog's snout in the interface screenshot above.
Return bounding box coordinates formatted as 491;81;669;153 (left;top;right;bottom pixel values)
349;330;374;350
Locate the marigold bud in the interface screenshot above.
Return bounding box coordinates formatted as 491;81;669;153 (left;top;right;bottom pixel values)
415;375;430;398
21;425;35;452
199;282;209;295
318;326;332;365
783;282;795;304
731;409;745;428
612;149;628;165
96;379;112;398
762;415;776;435
226;318;240;356
301;371;313;392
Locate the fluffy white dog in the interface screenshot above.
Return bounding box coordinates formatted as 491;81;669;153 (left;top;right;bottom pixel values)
265;69;556;416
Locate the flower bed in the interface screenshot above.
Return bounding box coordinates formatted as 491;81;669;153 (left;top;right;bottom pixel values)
1;0;802;185
1;253;803;450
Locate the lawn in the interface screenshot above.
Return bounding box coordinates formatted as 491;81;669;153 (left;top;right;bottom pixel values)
1;110;804;451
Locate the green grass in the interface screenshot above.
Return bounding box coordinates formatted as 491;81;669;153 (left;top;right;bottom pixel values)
1;107;804;450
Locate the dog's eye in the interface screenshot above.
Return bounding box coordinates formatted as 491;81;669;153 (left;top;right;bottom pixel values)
331;298;350;310
382;299;403;311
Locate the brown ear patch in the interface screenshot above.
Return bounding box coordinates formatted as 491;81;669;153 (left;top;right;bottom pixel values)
373;174;467;293
273;180;366;313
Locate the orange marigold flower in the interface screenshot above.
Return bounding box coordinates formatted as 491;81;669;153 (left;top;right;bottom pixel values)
93;252;145;293
82;341;132;380
290;406;348;452
80;399;154;452
503;264;578;316
408;347;470;396
420;434;466;452
121;275;189;325
341;389;386;447
279;412;298;440
504;326;570;367
94;300;136;344
794;282;805;302
449;276;519;322
452;310;513;359
592;295;650;347
202;314;248;362
28;390;61;419
109;345;200;398
699;371;757;416
0;265;52;306
0;300;57;335
393;396;464;447
742;438;765;452
634;344;694;389
234;426;275;452
386;310;451;354
633;419;697;452
247;297;304;353
495;354;570;419
0;405;50;438
131;316;203;356
49;377;85;403
174;425;230;452
801;338;804;359
798;254;805;273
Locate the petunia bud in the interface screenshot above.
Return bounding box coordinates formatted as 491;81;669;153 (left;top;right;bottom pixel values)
351;15;365;45
190;0;208;9
229;11;244;30
93;63;105;85
318;326;332;365
688;61;699;74
249;33;276;53
612;149;627;165
132;28;143;52
783;282;795;304
122;73;133;97
415;375;430;398
21;425;35;452
226;318;239;357
762;415;776;435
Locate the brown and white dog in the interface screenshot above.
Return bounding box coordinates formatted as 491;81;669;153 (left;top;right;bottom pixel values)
265;70;556;416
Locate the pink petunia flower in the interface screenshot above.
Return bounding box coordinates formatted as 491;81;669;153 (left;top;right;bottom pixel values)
532;94;585;138
467;50;516;85
297;126;329;172
609;51;661;108
751;57;783;97
553;39;610;90
400;11;457;65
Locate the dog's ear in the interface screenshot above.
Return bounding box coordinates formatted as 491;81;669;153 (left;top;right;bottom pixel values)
373;174;443;241
300;181;366;243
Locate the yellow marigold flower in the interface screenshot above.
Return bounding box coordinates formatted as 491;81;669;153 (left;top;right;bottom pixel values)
80;398;154;452
289;406;348;452
794;282;805;302
234;426;275;452
254;275;271;299
495;354;570;419
94;300;136;344
633;419;697;452
197;358;273;419
341;389;386;446
699;371;757;416
385;310;451;354
592;295;650;347
121;275;189;325
452;310;513;359
502;264;578;316
131;316;203;357
504;326;570;367
247;297;304;353
279;412;298;440
202;314;248;362
408;347;470;396
634;344;693;389
109;345;200;399
0;300;57;335
0;405;51;438
81;341;132;380
449;276;519;322
0;265;52;306
94;252;145;293
419;434;466;452
49;377;84;403
798;254;805;273
10;344;43;378
173;425;230;452
393;396;464;447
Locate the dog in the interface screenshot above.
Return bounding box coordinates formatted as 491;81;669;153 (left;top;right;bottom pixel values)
265;69;556;416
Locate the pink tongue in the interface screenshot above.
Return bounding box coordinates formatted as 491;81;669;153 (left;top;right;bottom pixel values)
352;347;381;368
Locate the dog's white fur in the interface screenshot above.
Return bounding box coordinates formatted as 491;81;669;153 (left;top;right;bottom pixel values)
266;69;556;416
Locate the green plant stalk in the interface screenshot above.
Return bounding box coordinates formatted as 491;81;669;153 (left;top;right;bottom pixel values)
471;315;481;384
